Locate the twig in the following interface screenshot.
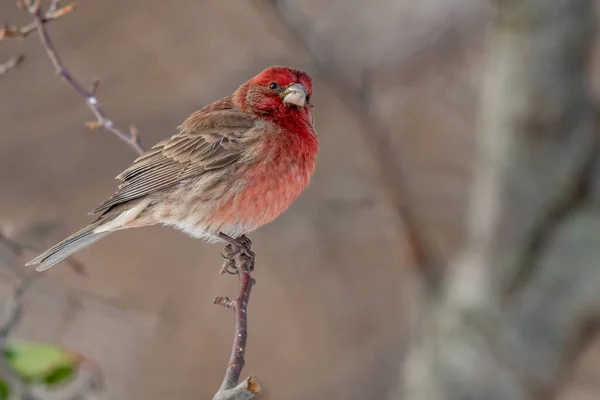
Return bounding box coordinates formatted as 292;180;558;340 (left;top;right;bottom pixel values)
0;274;38;400
0;229;85;275
17;0;144;155
64;355;105;400
212;238;260;400
0;232;97;398
0;230;93;398
252;0;442;288
0;1;75;40
0;227;40;400
0;231;31;260
45;0;63;17
0;276;31;340
0;230;39;397
0;54;24;77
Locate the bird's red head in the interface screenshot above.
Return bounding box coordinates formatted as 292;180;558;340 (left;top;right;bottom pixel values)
234;66;314;129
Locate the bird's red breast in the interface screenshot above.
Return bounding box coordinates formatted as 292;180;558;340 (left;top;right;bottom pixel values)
211;120;317;232
206;66;318;235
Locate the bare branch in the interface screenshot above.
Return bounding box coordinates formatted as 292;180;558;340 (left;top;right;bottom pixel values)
0;227;98;398
212;236;260;400
0;54;24;78
88;77;100;97
8;0;145;155
0;276;32;340
0;1;75;40
64;355;105;400
0;228;85;275
0;266;38;399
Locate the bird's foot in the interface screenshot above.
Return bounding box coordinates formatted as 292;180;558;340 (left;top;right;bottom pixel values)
218;234;255;274
220;244;239;275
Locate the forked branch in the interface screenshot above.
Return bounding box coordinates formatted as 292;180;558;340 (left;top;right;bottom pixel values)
1;0;145;155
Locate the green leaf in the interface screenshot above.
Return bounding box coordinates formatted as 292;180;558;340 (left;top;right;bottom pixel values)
3;341;78;386
42;365;76;387
0;379;10;400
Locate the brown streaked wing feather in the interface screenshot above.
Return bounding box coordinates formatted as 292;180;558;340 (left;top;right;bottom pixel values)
90;108;258;215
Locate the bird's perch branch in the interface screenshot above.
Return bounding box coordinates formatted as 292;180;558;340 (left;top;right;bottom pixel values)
212;237;260;400
1;0;145;155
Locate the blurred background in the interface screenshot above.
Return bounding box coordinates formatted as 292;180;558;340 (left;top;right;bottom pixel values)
0;0;599;399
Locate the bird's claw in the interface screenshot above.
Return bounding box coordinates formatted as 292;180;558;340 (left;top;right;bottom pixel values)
220;245;239;275
218;234;255;273
235;235;255;268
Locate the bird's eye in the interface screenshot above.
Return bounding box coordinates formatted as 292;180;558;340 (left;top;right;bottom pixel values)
306;94;311;103
269;82;278;89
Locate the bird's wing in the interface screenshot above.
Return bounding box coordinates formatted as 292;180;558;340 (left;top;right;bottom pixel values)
90;107;258;215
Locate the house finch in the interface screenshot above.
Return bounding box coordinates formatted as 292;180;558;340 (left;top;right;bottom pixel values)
26;66;318;271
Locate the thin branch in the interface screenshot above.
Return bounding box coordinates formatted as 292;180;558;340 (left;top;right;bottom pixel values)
0;232;99;399
252;0;442;288
0;231;31;261
16;0;144;155
64;355;105;400
0;276;31;341
0;1;75;40
0;272;38;400
0;54;24;78
45;0;63;17
212;237;260;400
0;229;85;275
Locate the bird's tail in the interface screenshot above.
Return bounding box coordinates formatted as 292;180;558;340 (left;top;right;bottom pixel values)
25;219;111;272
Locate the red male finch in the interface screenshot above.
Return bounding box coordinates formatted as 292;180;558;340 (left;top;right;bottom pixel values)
26;66;318;271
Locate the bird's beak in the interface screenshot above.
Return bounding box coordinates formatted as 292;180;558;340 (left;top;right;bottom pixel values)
282;83;308;107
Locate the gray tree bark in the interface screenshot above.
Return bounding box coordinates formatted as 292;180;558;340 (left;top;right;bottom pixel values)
398;0;600;399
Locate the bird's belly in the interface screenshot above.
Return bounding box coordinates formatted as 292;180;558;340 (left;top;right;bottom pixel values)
205;163;311;237
158;141;316;241
155;177;305;241
157;173;308;240
212;180;301;234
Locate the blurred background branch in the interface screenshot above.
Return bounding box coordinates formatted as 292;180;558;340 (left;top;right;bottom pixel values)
252;0;444;289
0;268;36;400
0;226;103;399
398;0;600;398
0;55;24;78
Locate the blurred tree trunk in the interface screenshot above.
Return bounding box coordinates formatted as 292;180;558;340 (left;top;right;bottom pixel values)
396;0;600;399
